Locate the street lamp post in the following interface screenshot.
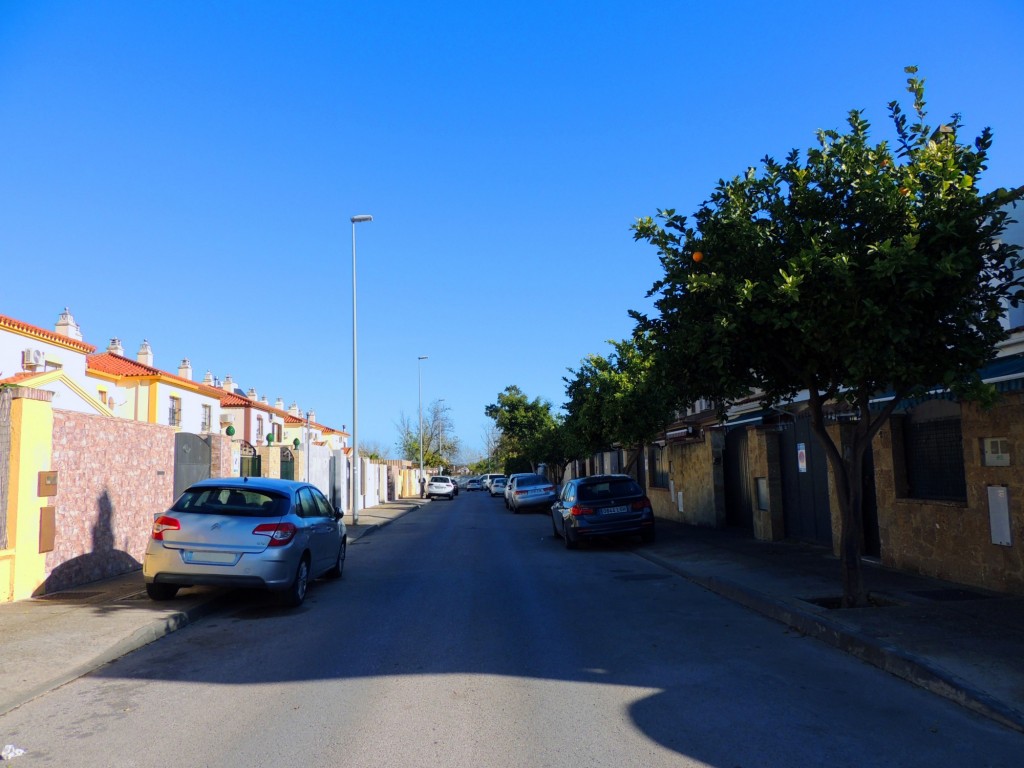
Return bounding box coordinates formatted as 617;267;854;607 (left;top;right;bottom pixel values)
350;214;373;524
418;355;427;492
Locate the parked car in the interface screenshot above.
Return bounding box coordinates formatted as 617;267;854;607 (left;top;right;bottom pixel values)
504;473;532;508
481;473;504;491
466;477;483;492
143;477;347;607
450;477;460;496
507;473;557;514
427;476;456;500
489;476;507;497
550;474;655;549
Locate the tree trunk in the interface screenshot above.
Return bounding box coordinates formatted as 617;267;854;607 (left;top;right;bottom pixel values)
807;390;900;608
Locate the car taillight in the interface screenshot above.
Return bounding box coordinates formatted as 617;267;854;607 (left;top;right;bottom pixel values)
570;505;595;516
152;516;180;540
632;497;652;511
253;522;297;547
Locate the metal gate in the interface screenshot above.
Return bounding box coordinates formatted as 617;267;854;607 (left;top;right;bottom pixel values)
238;440;261;477
173;433;211;499
280;446;295;481
778;413;832;545
724;427;754;530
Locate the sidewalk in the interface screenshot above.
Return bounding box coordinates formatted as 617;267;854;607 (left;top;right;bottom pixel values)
1;502;1022;735
0;499;422;717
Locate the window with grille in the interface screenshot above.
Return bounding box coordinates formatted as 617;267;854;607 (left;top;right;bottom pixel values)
648;444;669;488
201;404;212;433
895;400;966;502
169;397;182;428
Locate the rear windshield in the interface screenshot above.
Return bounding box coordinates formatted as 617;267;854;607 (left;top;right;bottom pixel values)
429;476;450;483
578;479;642;501
172;487;288;517
516;474;549;486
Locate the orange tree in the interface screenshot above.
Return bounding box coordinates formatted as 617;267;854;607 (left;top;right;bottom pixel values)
632;69;1023;607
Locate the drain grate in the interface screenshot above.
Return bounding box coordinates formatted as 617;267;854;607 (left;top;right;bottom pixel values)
911;588;993;602
35;591;102;601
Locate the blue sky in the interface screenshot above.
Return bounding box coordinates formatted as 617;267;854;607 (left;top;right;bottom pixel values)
2;1;1023;461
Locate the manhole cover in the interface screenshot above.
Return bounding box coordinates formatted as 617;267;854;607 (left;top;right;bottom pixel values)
35;591;102;601
911;588;993;602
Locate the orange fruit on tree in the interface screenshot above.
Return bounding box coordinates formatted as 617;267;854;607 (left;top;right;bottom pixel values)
692;251;704;263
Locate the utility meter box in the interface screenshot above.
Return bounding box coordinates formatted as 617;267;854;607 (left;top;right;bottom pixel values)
987;486;1012;546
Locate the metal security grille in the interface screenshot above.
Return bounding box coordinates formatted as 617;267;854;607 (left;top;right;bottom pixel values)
648;444;669;488
905;419;966;501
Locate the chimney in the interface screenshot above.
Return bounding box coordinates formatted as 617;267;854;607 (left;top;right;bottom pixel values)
55;308;83;341
261;395;269;404
247;387;258;400
275;397;285;410
137;340;154;367
308;409;316;423
288;402;300;416
202;370;214;385
223;374;235;392
178;358;193;380
107;338;125;356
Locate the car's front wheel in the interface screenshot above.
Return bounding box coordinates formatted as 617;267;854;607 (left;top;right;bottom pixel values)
281;556;310;607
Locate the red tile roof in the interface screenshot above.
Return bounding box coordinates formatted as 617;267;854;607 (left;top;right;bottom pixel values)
0;371;46;386
0;313;96;354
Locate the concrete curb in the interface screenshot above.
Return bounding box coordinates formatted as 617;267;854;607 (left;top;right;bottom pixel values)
638;550;1024;735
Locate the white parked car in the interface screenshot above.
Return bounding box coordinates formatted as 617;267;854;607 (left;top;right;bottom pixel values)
427;476;456;500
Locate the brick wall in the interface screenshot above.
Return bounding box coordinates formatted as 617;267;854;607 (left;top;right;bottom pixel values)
45;410;175;591
208;433;233;477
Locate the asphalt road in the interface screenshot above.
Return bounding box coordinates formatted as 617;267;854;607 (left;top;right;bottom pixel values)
2;490;1022;767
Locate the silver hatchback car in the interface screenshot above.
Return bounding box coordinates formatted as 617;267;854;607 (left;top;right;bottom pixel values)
143;477;347;607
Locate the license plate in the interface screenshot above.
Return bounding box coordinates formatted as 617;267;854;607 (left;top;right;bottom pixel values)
601;505;629;515
184;550;237;565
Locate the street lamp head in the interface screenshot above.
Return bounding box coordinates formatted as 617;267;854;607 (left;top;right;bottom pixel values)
351;214;373;223
418;355;428;360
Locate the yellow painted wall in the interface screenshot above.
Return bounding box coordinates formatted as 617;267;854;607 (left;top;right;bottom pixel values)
7;394;54;600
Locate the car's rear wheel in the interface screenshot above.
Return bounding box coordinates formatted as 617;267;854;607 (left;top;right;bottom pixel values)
281;556;310;607
145;582;179;601
325;538;347;579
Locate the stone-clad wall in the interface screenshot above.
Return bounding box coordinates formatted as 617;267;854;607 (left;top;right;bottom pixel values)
45;410;175;591
873;397;1024;594
658;431;725;526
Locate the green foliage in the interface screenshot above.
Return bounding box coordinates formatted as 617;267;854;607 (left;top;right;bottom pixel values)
563;331;675;455
633;67;1024;414
484;385;561;472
